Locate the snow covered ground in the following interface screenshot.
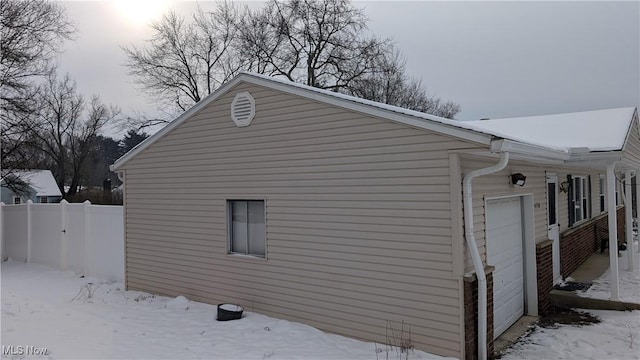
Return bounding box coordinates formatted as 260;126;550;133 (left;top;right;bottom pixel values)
500;309;640;360
3;259;640;360
578;246;640;303
1;261;448;360
502;245;640;360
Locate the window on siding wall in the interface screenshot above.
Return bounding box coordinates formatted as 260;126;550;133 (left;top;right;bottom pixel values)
599;175;606;213
615;177;620;206
569;175;590;225
13;196;21;204
228;200;265;257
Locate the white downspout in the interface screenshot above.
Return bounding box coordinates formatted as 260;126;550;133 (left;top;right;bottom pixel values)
463;151;510;360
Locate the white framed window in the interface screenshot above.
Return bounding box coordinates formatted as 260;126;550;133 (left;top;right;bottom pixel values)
13;196;21;204
615;176;620;206
599;175;606;213
570;175;590;224
227;200;265;257
39;196;48;203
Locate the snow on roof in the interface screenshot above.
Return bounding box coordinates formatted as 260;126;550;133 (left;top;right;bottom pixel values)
237;74;638;153
9;170;62;197
111;72;638;170
241;72;461;125
464;107;638;152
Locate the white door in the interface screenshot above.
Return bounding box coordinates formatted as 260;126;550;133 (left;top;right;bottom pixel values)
546;174;561;283
486;197;525;339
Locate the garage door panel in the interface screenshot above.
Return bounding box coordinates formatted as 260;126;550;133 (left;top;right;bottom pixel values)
486;197;524;339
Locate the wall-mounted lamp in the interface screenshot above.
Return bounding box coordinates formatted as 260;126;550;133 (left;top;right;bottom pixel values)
559;181;570;193
511;173;527;187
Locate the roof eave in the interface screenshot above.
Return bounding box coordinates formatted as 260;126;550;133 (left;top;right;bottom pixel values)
491;139;569;162
110;75;248;171
110;73;495;171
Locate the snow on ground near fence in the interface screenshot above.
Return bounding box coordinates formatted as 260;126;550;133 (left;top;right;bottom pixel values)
0;261;450;360
1;202;124;282
578;244;640;303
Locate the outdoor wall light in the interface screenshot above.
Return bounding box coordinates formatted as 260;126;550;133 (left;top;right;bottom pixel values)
559;181;570;193
511;173;527;187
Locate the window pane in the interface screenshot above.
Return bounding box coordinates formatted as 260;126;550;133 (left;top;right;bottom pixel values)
248;201;265;256
599;177;605;212
582;178;588;219
574;179;582;221
548;183;556;225
599;178;604;194
231;201;248;254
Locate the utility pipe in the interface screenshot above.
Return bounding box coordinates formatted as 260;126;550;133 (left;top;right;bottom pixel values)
463;151;509;360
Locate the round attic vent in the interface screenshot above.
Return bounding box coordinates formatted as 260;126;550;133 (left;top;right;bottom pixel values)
231;92;255;127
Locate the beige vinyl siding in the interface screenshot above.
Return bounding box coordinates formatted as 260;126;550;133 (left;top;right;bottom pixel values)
460;156;605;272
120;82;483;357
623;113;640;168
460;157;545;272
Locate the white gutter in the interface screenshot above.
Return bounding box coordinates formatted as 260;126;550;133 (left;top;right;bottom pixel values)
463;151;510;360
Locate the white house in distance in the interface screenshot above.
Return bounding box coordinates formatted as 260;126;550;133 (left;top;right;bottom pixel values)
1;170;62;204
111;72;640;360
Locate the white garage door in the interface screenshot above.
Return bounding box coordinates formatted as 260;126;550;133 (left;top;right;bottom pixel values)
486;197;525;339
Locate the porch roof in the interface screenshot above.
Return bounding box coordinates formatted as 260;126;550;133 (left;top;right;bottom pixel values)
465;107;637;153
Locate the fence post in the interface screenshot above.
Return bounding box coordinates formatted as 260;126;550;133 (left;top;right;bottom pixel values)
60;199;68;270
26;200;33;263
0;201;4;261
84;200;91;277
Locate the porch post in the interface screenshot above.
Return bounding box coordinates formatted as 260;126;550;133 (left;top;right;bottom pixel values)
624;170;634;270
606;163;620;300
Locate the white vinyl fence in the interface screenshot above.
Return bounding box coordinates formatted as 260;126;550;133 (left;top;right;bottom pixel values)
0;200;124;282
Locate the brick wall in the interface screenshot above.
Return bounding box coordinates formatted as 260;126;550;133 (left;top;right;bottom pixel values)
464;269;495;360
560;207;626;278
535;240;553;315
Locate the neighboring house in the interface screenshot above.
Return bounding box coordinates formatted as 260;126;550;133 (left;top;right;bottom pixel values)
110;72;640;360
1;170;62;204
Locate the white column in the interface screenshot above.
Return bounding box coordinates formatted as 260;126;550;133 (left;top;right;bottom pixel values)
26;199;33;263
84;200;91;277
60;199;68;270
625;171;634;270
607;164;620;300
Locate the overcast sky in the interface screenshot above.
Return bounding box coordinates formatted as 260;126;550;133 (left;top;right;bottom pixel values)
58;1;640;137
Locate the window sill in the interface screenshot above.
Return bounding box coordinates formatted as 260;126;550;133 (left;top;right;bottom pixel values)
562;212;608;237
226;253;267;261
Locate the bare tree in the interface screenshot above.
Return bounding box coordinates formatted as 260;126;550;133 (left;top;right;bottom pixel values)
122;3;240;112
123;0;460;118
21;74;118;197
1;0;76;191
347;49;460;118
0;0;75;112
237;0;388;91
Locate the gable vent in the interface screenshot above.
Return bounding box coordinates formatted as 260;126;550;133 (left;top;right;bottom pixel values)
231;92;256;127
